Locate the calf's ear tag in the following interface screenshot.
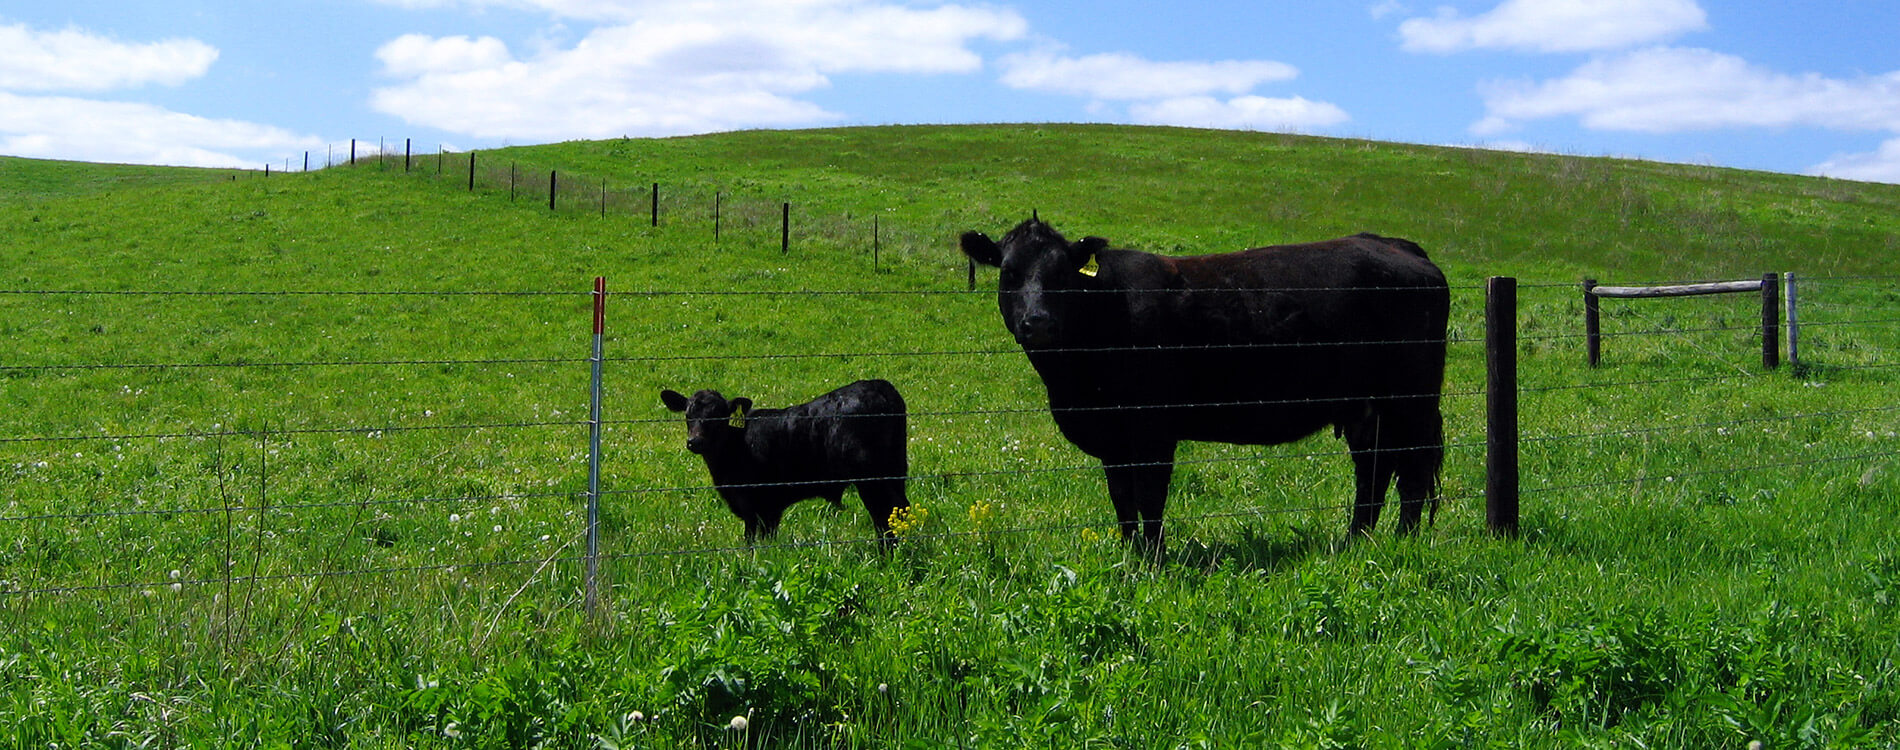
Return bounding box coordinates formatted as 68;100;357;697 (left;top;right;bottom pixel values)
1079;254;1100;278
728;405;747;429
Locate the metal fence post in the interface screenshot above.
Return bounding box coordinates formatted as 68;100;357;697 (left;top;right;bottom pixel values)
585;276;607;614
1486;276;1519;537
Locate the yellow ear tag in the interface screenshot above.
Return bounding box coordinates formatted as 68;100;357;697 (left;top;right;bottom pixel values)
728;405;747;429
1079;254;1100;278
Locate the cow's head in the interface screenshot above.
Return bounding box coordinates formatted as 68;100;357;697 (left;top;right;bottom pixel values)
960;218;1107;348
660;388;752;455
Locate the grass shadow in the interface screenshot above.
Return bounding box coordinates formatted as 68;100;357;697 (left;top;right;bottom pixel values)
1169;524;1333;574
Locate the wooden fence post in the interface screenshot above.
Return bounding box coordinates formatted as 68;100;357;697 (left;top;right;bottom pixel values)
1783;272;1800;371
1486;276;1520;537
1760;272;1780;370
404;138;412;173
1583;278;1601;367
549;170;559;212
467;152;476;192
781;202;791;255
651;183;660;227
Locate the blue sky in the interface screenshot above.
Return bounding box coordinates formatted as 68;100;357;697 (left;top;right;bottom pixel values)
4;0;1899;183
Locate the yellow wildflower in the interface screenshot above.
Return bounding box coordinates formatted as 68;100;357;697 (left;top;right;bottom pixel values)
887;505;929;537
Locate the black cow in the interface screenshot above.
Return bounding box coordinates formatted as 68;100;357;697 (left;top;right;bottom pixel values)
961;218;1448;554
660;379;910;542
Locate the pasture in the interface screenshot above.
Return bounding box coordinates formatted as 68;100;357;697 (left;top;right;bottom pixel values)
2;125;1898;747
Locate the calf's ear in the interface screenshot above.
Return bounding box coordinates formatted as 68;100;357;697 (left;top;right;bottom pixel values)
960;231;1002;267
660;389;689;412
728;398;753;428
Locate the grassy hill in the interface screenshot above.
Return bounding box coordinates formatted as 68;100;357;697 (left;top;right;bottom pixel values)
2;125;1897;747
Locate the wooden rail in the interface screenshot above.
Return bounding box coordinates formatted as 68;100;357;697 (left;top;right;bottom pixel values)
1584;273;1796;370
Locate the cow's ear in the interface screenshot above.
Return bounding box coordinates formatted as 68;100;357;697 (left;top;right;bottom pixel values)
728;398;753;429
1073;236;1108;277
660;389;689;412
960;231;1001;267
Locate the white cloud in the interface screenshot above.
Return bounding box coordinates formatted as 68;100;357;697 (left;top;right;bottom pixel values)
1130;96;1349;131
0;21;322;167
1369;1;1409;22
0;92;323;168
999;52;1297;101
376;34;513;78
1399;0;1707;54
370;0;1027;138
1811;138;1900;184
1475;47;1900;135
995;50;1345;132
0;22;219;92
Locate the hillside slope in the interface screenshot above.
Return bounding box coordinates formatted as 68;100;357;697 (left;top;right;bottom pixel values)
1;125;1896;747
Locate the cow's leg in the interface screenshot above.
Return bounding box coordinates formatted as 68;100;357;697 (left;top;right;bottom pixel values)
1342;414;1398;537
1390;409;1444;535
1102;443;1176;559
745;507;786;544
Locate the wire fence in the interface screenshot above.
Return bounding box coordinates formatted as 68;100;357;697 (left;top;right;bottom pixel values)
7;148;1900;618
3;270;1896;618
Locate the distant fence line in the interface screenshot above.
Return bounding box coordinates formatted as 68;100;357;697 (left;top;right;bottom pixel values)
259;139;943;271
3;277;1896;610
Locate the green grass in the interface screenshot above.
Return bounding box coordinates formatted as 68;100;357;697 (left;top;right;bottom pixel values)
2;125;1898;747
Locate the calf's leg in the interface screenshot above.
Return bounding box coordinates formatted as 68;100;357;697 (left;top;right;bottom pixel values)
1101;444;1176;559
857;478;910;539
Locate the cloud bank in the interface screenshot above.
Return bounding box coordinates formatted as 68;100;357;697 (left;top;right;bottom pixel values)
1399;0;1707;54
0;21;319;168
997;51;1347;132
370;0;1028;138
1395;0;1900;182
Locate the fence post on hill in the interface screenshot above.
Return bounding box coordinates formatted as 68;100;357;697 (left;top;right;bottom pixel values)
1784;273;1800;371
1583;278;1601;367
404;139;412;173
1486;276;1520;537
714;192;722;243
651;183;660;227
550;171;559;212
585;276;607;615
781;202;791;254
1760;272;1780;370
467;152;476;192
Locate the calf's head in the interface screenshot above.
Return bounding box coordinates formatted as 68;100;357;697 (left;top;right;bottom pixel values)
960;218;1107;348
659;389;752;455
